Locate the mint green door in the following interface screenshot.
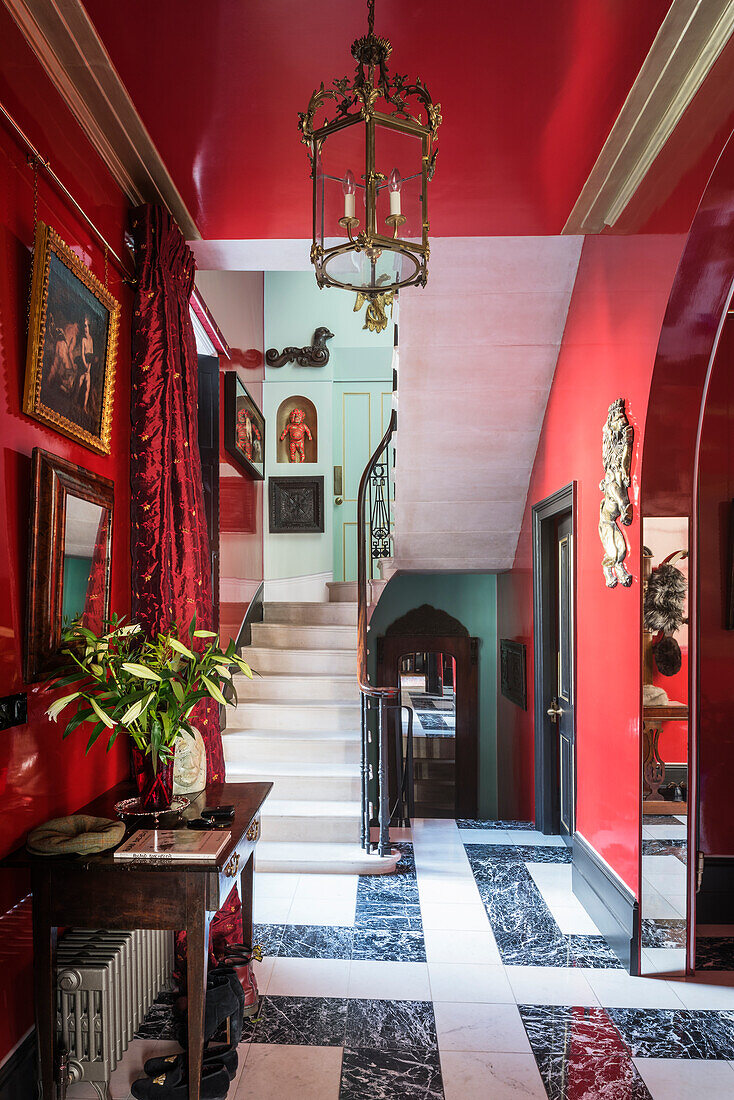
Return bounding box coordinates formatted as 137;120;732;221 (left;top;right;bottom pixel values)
332;383;393;582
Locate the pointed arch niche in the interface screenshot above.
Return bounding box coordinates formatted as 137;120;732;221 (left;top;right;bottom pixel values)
276;395;318;463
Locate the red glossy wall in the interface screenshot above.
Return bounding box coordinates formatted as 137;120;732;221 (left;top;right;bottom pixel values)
0;7;132;1061
696;316;734;855
497;233;685;893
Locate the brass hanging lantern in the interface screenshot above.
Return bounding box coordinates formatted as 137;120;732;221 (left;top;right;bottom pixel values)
298;0;441;325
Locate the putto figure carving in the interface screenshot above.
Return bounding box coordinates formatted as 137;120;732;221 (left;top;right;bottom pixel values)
599;397;634;588
280;407;313;463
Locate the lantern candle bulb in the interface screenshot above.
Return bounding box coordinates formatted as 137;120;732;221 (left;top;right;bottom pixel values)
343;169;356;220
388;168;402;216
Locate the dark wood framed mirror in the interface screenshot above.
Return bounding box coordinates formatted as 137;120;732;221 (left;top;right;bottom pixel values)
25;448;114;681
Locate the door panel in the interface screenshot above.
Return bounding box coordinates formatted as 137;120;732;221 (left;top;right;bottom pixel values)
332;382;392;581
556;512;575;838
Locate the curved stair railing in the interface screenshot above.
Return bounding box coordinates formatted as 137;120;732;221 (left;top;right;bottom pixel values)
357;409;413;856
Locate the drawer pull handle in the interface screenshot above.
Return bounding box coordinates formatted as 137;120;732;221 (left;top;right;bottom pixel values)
224;852;240;878
246;819;260;843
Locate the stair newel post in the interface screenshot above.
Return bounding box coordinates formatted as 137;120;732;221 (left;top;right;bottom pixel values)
357;409;397;862
405;704;415;825
377;695;391;857
360;692;369;851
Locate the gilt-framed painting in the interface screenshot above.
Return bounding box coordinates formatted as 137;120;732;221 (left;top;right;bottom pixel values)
223;372;265;480
23;222;120;455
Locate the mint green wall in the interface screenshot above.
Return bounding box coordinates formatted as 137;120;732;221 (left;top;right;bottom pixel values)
368;573;498;818
263;273;392;586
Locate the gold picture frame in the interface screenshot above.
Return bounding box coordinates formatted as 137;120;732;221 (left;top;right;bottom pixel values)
23;222;120;454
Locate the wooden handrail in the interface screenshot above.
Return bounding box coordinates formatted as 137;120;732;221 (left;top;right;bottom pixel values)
357;408;398;697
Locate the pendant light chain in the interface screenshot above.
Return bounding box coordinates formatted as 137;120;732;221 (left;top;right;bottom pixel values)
367;0;375;35
104;243;109;289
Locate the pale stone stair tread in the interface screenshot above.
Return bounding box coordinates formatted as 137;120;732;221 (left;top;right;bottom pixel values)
235;699;360;709
261;799;360;817
224;728;361;740
255;841;399;875
226;761;359;777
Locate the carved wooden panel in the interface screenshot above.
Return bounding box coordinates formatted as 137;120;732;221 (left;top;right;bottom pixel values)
268;476;324;533
500;638;527;709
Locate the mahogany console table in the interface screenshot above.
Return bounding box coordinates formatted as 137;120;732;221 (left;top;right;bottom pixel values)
5;779;271;1100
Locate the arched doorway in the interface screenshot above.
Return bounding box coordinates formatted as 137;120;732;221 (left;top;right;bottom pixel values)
376;604;479;819
641;129;734;973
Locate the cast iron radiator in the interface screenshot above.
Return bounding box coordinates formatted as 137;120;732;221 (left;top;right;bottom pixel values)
56;929;173;1099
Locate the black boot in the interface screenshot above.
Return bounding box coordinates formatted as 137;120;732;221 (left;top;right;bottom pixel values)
131;1061;229;1100
143;1042;238;1082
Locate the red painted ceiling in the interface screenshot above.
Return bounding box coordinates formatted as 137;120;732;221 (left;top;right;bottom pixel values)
82;0;674;240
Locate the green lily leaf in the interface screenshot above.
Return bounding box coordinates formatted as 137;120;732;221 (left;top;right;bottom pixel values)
201;675;227;707
169;638;195;660
85;721;106;754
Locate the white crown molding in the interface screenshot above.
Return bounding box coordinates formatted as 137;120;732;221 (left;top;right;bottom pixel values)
564;0;734;233
3;0;200;239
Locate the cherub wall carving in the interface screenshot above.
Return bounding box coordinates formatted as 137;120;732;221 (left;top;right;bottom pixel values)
599;397;634;588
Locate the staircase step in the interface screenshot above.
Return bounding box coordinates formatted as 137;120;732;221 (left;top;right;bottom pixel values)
233;673;359;703
240;647;357;676
263;602;357;626
223;729;360;767
255;841;399;875
226;765;361;802
228;700;360;731
250;622;356;650
327;582;358;603
259;800;361;843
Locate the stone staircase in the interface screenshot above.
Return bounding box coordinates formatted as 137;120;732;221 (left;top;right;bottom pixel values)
223;584;398;874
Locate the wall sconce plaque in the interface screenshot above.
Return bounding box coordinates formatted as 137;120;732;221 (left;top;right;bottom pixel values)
500;639;527;709
269;476;324;533
599;397;634;588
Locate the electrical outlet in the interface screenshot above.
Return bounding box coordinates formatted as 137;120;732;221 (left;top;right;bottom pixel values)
0;693;27;731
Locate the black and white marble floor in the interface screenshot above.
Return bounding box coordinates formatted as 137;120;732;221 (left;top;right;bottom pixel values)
401;676;456;736
75;819;734;1099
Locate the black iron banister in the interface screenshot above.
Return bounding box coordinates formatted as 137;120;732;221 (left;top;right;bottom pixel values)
357;407;397;696
357;408;399;856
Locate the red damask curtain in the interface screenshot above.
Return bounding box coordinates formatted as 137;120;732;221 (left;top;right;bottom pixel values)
129;204;224;781
129;206;241;981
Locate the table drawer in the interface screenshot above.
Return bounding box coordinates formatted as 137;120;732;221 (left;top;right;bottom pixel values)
207;815;260;909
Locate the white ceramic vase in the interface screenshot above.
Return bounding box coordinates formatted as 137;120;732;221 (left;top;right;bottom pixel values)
173;726;207;795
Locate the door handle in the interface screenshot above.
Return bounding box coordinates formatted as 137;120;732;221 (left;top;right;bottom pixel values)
335;497;343;505
547;697;563;723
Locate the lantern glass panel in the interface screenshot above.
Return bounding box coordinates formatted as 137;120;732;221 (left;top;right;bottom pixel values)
374;123;425;244
321;239;420;291
315;122;365;251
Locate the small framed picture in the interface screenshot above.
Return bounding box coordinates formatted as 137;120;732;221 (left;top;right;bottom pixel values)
269;476;324;533
500;639;527;709
23;222;120;454
223;372;265;480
